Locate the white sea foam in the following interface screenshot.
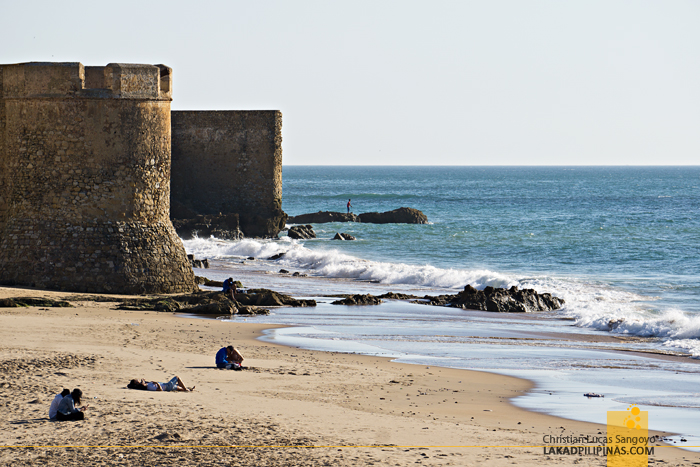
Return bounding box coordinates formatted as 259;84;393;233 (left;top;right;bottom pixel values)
183;236;516;291
524;276;700;348
183;236;700;354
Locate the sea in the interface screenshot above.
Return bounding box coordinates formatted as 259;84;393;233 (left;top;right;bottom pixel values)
182;166;700;448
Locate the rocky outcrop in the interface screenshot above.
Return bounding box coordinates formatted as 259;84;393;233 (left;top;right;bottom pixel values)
171;203;287;240
332;233;356;240
237;288;316;307
422;285;564;313
238;209;288;239
115;291;274;316
288;211;358;224
172;213;244;240
287;225;316;239
187;255;209;269
357;207;428;224
288;208;428;225
377;292;421;300
0;298;72;308
331;294;383;306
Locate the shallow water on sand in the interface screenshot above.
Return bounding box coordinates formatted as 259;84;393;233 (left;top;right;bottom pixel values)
223;299;700;450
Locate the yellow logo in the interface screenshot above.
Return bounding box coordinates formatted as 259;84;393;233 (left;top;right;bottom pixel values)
607;405;651;466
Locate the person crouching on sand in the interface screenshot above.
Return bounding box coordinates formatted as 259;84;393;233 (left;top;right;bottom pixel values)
127;376;194;392
55;388;88;421
49;388;70;420
215;345;244;370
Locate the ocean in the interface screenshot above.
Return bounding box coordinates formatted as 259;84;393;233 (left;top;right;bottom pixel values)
183;166;700;445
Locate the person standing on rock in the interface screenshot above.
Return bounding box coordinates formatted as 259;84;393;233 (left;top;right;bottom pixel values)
347;199;352;214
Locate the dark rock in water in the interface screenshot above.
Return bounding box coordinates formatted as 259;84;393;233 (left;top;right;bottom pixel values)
194;277;241;288
187;300;237;315
288;211;358;224
267;253;285;260
287;224;316;239
247;256;255;260
357;207;428;224
238;209;288;239
170;200;287;239
292;272;307;277
288;208;429;225
332;232;356;241
332;294;383;306
377;292;421;300
237;305;270;315
279;269;290;274
172;213;244;240
188;256;209;269
436;284;564;313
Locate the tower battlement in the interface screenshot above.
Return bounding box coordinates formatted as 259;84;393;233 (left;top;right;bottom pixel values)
1;62;172;100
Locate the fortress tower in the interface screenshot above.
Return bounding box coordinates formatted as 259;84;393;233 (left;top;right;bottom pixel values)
0;62;196;294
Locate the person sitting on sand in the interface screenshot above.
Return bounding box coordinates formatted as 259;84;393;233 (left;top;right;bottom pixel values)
222;278;237;302
56;388;88;421
49;388;70;420
215;345;244;370
127;376;194;392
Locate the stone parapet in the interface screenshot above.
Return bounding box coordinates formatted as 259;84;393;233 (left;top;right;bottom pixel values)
1;62;172;101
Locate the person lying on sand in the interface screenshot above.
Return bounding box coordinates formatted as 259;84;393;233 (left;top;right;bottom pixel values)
215;345;244;370
56;388;89;421
127;376;194;392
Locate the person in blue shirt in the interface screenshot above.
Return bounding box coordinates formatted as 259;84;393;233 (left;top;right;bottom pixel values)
222;278;237;301
216;345;244;370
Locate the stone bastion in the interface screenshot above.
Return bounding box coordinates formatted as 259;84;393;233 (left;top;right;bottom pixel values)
0;62;196;294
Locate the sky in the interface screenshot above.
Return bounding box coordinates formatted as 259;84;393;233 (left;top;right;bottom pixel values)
2;0;699;165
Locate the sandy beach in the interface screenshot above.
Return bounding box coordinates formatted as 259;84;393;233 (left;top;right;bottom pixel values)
0;285;696;466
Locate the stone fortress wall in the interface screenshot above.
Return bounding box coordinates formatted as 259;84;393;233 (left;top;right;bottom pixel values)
170;111;285;238
0;62;196;294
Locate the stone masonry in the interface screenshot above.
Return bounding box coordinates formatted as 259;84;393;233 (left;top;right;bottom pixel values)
0;62;196;294
170;111;286;238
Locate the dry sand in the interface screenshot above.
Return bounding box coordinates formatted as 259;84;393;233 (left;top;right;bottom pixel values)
0;285;696;466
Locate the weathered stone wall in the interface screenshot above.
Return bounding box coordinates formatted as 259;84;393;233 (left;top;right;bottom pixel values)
170;111;286;238
0;62;195;294
0;66;7;232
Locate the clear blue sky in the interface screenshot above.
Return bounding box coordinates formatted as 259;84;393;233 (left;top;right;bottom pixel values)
2;1;699;165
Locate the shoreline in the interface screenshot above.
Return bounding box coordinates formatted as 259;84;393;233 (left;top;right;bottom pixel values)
0;286;697;466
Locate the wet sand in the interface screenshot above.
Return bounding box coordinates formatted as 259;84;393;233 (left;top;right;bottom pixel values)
0;285;696;466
